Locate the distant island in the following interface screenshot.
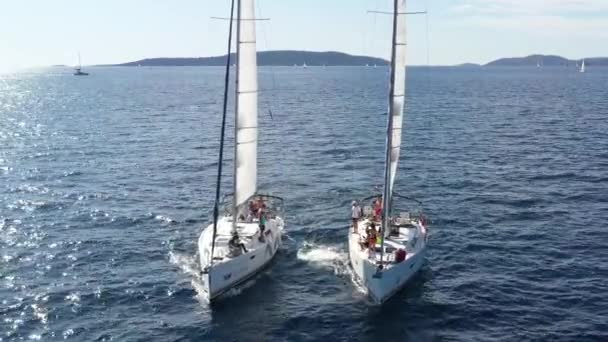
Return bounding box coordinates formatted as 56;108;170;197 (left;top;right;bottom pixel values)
112;51;388;67
485;54;608;67
105;51;608;67
455;63;482;68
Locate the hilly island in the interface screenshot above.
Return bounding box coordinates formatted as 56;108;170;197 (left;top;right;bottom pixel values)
109;51;608;67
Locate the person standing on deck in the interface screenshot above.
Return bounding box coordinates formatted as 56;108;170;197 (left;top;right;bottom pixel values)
367;222;378;257
258;209;267;242
373;196;382;221
351;201;362;233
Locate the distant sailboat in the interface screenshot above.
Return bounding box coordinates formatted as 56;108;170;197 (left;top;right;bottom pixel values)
73;53;89;76
580;59;585;73
374;64;377;68
302;62;307;69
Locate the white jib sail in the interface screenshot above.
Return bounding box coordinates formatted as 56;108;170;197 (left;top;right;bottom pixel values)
234;0;258;208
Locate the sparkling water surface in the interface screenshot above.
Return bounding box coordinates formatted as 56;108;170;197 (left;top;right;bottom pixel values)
1;66;607;341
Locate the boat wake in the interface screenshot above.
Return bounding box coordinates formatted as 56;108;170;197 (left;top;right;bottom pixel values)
296;241;368;296
168;250;209;303
296;241;349;276
169;250;199;278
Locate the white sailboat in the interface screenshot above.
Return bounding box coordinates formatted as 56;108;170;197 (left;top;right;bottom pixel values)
580;59;585;73
73;53;89;76
302;62;307;69
198;0;284;302
348;0;429;304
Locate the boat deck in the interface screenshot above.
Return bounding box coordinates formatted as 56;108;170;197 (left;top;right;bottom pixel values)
200;216;278;265
350;217;422;267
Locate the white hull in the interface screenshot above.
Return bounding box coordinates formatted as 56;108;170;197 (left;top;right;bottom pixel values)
198;215;283;301
348;217;427;304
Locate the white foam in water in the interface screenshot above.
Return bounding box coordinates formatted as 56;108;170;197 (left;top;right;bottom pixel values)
296;241;349;275
297;241;368;296
190;279;209;304
169;250;210;304
168;251;200;279
155;215;175;224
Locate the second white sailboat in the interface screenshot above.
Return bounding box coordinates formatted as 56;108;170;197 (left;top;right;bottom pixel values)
348;0;429;304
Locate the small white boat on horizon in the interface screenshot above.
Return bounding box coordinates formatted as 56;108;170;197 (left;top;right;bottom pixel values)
73;53;89;76
580;59;585;73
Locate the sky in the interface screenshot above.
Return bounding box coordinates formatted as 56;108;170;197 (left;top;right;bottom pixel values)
1;0;607;72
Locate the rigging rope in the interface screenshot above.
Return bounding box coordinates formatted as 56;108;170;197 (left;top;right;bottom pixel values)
209;0;236;267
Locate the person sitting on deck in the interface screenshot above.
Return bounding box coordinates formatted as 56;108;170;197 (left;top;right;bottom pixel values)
228;233;248;257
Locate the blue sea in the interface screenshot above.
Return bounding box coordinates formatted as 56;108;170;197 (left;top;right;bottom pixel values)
1;66;607;341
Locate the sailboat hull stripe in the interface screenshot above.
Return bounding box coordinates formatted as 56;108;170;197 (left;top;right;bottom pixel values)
237;90;258;94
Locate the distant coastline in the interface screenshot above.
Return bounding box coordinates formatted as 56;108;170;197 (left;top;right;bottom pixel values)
101;51;608;67
486;54;608;67
109;51;387;67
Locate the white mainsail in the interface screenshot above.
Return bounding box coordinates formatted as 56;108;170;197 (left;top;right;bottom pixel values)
234;0;258;209
580;59;585;73
198;0;285;302
387;0;407;198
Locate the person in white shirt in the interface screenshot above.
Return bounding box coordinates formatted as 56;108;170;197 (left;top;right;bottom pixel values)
351;200;362;233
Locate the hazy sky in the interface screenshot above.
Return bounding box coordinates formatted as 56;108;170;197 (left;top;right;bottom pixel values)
1;0;607;71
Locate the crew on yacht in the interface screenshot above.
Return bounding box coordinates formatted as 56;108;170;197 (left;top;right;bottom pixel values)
228;234;247;257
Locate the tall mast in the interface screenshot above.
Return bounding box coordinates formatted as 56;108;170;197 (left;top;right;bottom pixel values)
209;0;236;265
378;0;403;273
